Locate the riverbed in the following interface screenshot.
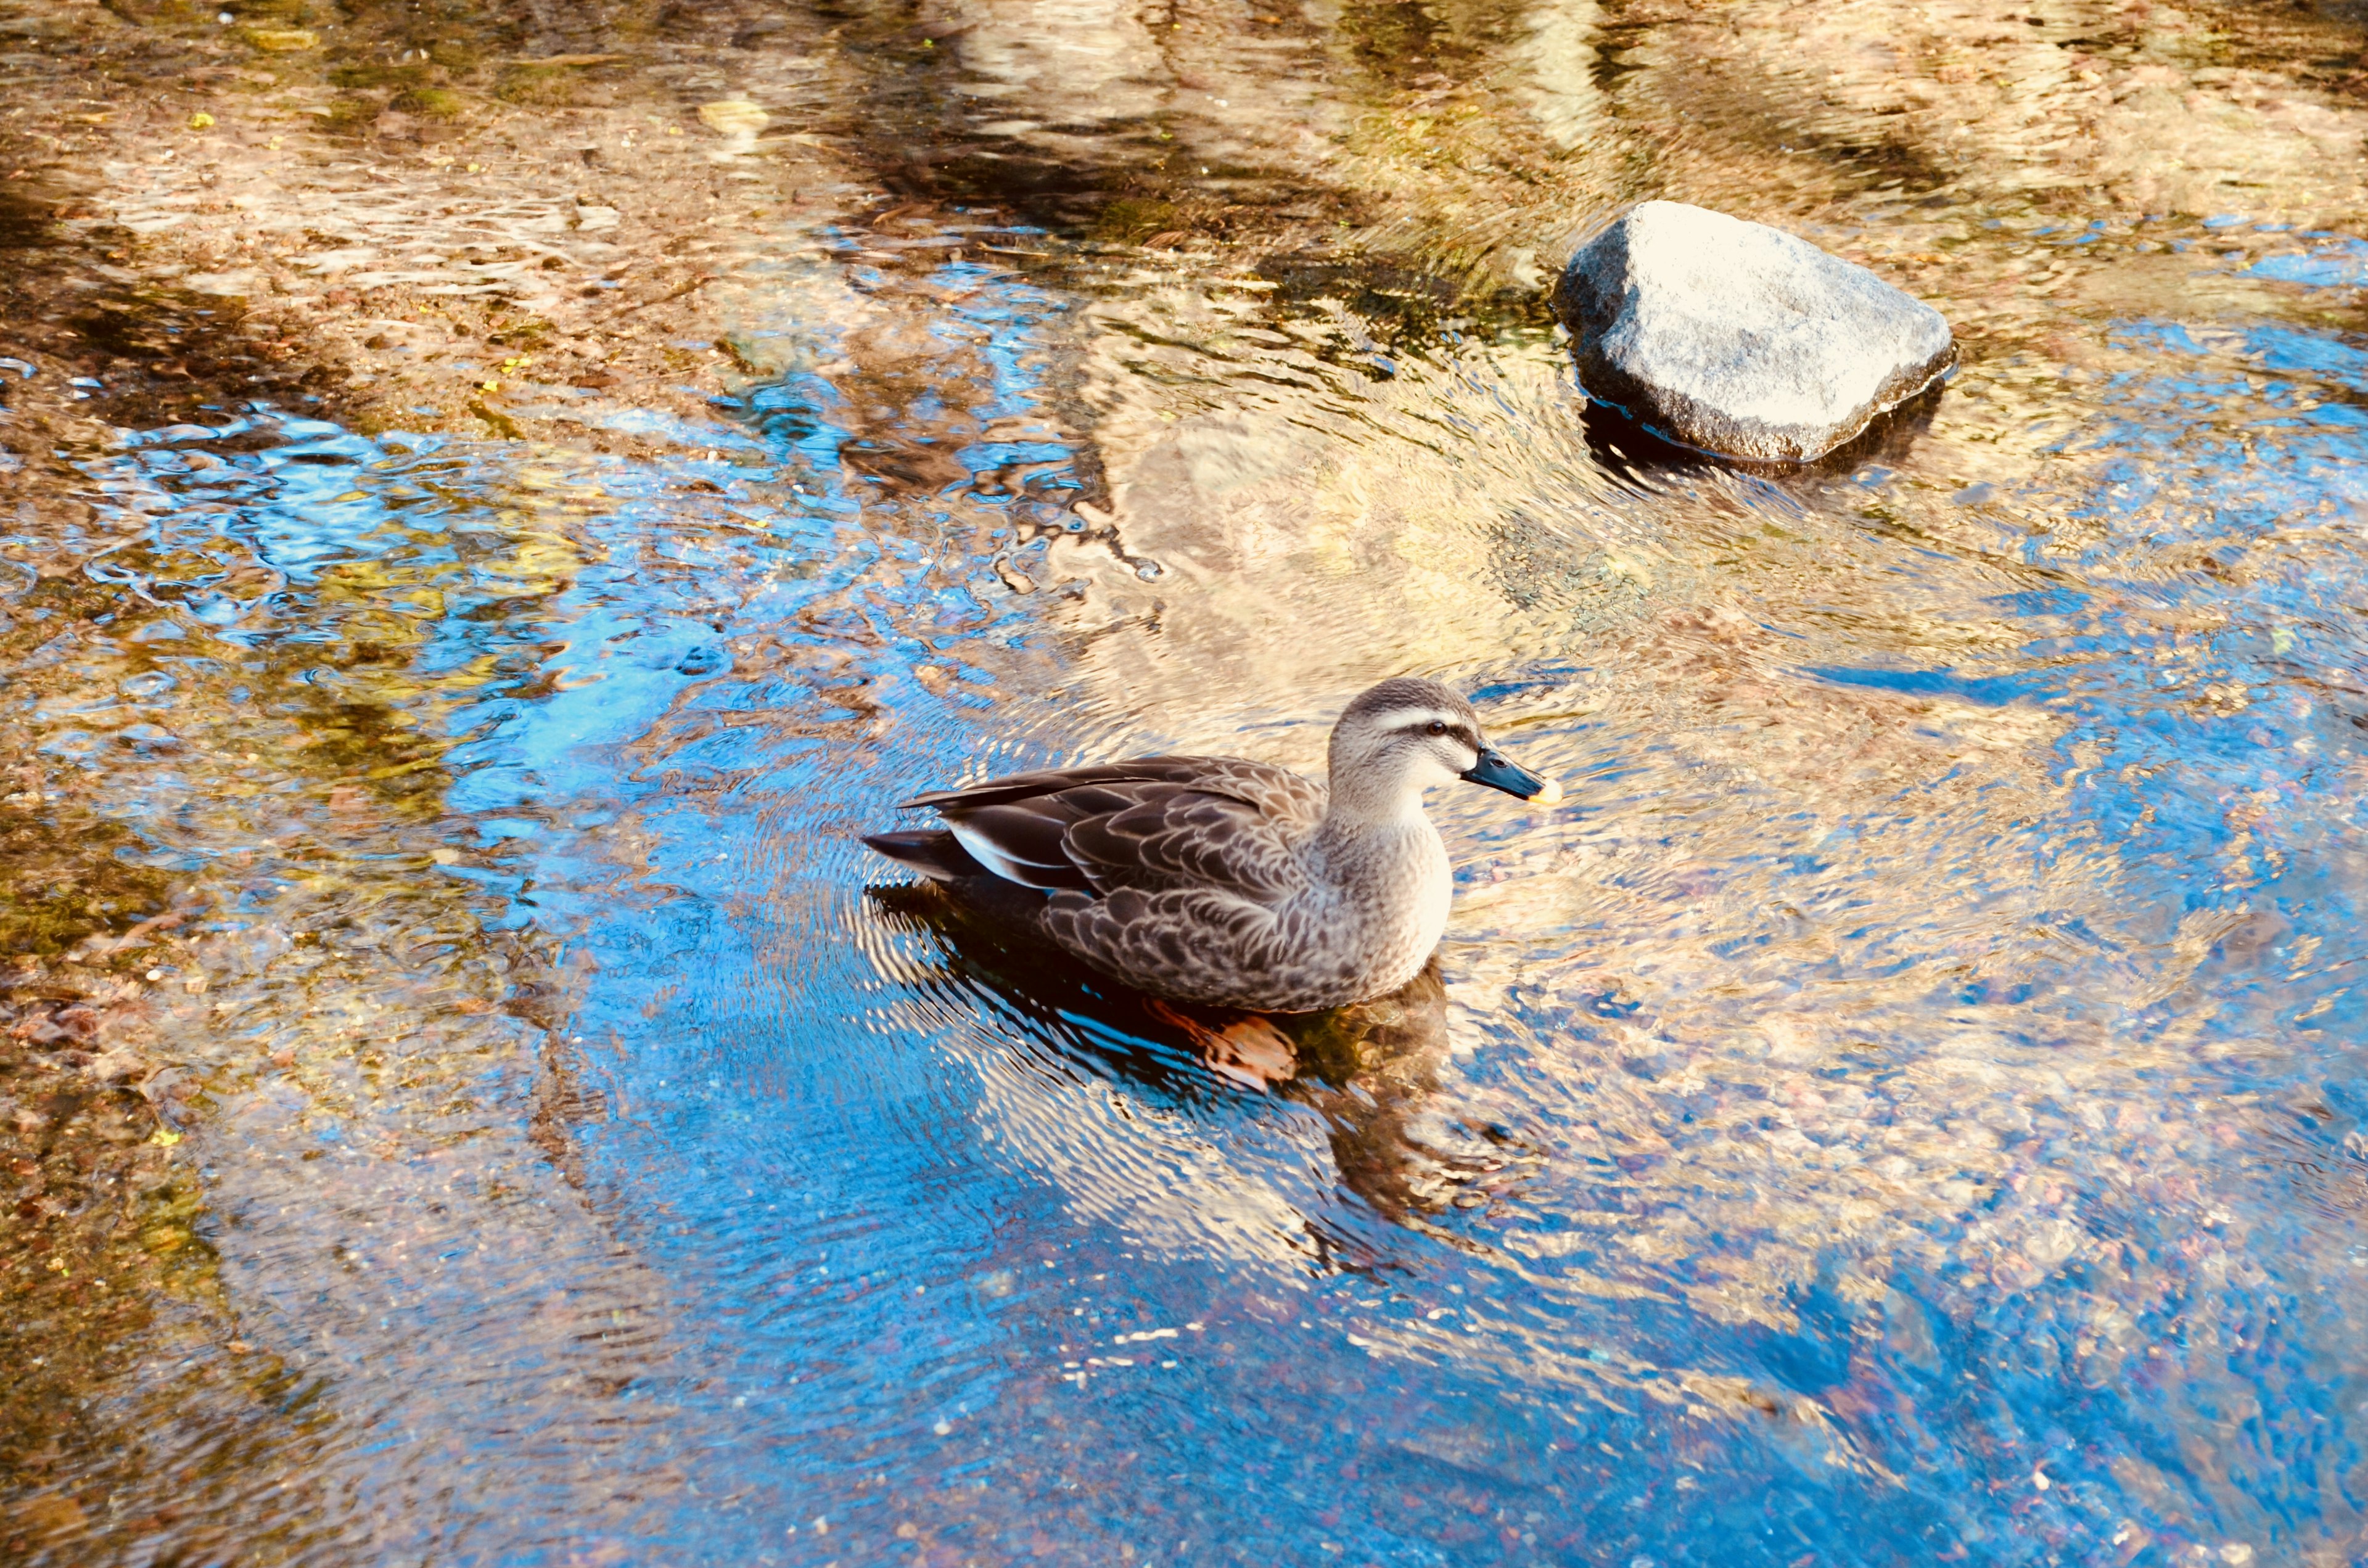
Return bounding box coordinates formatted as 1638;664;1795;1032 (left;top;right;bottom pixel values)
3;0;2367;1562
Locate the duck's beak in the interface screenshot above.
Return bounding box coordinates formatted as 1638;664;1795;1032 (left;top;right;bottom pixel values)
1462;747;1563;805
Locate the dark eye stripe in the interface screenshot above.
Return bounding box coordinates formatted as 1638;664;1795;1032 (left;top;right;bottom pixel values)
1394;718;1482;748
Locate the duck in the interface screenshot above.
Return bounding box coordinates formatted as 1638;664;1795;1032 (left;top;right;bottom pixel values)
862;676;1560;1013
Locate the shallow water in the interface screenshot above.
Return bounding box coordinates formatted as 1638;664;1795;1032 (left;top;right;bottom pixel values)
8;0;2368;1562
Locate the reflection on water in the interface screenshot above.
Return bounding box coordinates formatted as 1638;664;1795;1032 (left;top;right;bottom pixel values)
872;883;1484;1231
8;0;2368;1562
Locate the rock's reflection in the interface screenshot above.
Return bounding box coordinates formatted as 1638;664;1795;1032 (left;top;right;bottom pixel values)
1576;374;1950;479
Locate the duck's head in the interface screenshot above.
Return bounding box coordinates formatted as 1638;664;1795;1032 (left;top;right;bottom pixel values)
1327;677;1561;813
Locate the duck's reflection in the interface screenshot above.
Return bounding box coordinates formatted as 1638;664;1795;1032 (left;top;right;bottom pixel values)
868;883;1517;1226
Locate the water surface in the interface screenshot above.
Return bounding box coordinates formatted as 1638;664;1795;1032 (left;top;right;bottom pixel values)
6;0;2368;1563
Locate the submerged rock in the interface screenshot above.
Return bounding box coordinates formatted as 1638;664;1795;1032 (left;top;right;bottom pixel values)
1555;201;1955;462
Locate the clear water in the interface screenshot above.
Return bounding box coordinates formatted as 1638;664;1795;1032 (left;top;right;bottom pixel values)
10;1;2368;1563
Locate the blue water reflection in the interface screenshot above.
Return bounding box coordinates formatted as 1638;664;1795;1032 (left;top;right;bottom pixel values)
84;241;2368;1564
2249;240;2368;290
514;281;2368;1559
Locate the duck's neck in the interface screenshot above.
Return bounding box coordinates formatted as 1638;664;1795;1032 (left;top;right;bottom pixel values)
1309;770;1437;880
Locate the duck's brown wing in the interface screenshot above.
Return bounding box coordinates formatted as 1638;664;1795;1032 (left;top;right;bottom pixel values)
1022;787;1320;1007
898;755;1323;899
900;755;1322;821
1054;784;1308;899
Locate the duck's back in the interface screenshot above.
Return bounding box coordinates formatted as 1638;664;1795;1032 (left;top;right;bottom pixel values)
904;756;1323;835
868;753;1361;1008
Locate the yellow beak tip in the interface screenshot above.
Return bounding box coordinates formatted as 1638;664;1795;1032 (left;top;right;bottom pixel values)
1529;778;1564;807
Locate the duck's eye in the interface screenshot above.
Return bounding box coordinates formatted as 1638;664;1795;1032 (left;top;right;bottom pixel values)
1425;720;1449;736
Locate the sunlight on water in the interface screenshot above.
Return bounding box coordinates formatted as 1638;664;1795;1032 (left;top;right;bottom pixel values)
9;0;2368;1562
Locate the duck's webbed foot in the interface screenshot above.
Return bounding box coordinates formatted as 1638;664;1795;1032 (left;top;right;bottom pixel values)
1143;999;1297;1090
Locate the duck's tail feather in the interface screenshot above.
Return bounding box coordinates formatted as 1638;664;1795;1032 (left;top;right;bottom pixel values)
863;829;989;882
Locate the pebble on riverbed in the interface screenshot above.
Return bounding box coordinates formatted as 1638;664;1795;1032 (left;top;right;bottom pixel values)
1554;200;1955;462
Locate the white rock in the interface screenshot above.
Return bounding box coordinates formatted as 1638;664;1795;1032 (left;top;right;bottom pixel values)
1555;201;1955;461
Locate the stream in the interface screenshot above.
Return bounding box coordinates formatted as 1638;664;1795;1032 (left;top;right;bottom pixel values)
4;0;2368;1562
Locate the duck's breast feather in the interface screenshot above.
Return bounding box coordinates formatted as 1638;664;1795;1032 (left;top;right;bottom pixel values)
1042;885;1292;1007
